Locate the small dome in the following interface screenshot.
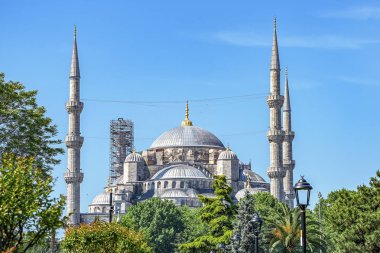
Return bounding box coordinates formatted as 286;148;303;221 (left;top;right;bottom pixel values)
90;191;113;205
125;152;144;163
235;187;267;201
218;148;238;160
151;164;210;180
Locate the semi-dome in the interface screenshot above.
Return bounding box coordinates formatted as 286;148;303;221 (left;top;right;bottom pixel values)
160;188;199;198
125;151;144;163
150;125;224;149
90;191;113;205
151;164;211;180
235;187;267;201
218;148;238;160
241;169;267;183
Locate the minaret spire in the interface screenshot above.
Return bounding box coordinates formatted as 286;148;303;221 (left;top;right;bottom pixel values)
267;18;286;202
283;67;295;208
64;26;84;225
271;17;280;73
70;25;80;80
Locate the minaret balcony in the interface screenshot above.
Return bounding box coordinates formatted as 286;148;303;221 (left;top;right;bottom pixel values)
64;171;84;183
283;132;295;141
283;160;296;167
267;130;284;143
65;135;84;148
66;101;84;113
267;167;286;178
267;95;284;108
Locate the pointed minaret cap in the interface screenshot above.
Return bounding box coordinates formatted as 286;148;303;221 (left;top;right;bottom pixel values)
70;25;80;78
284;67;291;111
181;101;193;126
270;17;280;70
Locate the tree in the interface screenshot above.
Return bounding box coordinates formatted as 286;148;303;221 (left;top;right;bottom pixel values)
121;198;185;253
266;204;325;253
0;73;63;171
177;206;209;245
0;154;65;252
179;175;236;252
229;192;256;253
322;171;380;253
61;221;152;253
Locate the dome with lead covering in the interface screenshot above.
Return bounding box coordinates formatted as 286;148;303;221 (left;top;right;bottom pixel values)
125;152;144;163
218;148;238;160
90;191;113;205
235;187;268;201
241;169;267;183
159;188;199;198
151;164;211;180
150;125;225;149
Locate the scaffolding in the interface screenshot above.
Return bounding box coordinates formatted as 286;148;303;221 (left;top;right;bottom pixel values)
109;118;134;183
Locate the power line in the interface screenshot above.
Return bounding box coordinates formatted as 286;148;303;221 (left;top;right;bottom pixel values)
82;93;267;105
79;130;267;141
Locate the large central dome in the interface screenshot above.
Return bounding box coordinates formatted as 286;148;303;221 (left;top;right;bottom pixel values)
150;102;225;149
150;125;225;149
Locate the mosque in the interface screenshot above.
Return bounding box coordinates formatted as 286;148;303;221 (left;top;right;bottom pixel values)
64;19;296;225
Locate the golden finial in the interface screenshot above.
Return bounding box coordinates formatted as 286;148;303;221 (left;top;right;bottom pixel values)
181;100;193;126
107;176;111;193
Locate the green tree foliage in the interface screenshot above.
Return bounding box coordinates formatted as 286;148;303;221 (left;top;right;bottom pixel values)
61;222;152;253
179;175;236;252
0;73;63;171
0;154;65;252
322;171;380;253
177;206;209;245
230;192;256;253
266;204;325;253
121;198;185;253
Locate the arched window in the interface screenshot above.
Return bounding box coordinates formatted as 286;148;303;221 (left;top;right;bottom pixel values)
157;181;161;189
180;181;184;188
164;181;168;188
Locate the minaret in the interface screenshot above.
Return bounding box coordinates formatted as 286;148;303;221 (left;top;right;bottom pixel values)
267;18;286;202
64;26;84;225
283;68;295;208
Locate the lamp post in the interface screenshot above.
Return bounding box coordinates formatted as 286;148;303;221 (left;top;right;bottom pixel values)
318;192;322;253
108;190;113;223
294;176;313;253
251;212;263;253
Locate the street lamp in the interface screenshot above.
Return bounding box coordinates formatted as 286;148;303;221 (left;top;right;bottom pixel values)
251;212;263;253
294;176;313;253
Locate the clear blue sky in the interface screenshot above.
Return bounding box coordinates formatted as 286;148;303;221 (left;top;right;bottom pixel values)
1;1;379;210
